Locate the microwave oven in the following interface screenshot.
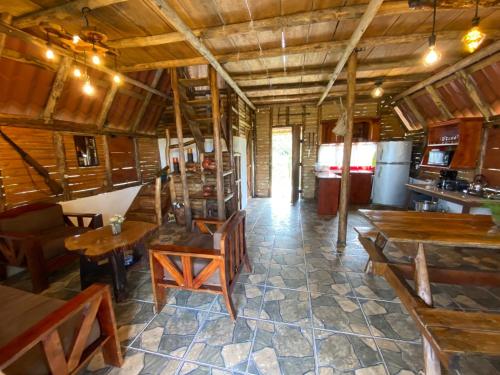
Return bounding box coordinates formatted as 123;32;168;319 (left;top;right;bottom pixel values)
428;149;453;166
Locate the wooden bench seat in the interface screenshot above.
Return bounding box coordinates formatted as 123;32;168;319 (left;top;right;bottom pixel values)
353;226;379;240
149;211;251;319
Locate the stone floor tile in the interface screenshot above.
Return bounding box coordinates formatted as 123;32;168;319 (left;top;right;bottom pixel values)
247;246;273;263
311;293;371;335
360;300;420;342
347;272;400;303
248;321;315;375
273;235;303;250
340;256;369;273
166;290;216;311
271;249;305;266
375;338;423;375
239;261;269;285
260;287;311;327
315;330;386;374
114;299;155;345
178;362;232;374
212;283;264;318
307;270;353;296
185;314;255;372
267;264;308;290
132;306;206;357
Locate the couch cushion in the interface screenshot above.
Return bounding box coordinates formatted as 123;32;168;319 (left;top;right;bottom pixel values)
0;204;65;234
38;226;87;260
0;285;101;375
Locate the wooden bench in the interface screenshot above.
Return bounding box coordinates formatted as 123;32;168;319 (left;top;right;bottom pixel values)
149;211;251;319
0;283;122;374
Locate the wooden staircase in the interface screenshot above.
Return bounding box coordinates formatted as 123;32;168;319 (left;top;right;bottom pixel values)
125;177;170;225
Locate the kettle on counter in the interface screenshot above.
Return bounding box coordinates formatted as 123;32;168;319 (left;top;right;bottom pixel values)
467;174;488;196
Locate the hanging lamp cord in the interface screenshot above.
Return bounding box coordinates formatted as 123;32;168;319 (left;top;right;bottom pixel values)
473;0;480;25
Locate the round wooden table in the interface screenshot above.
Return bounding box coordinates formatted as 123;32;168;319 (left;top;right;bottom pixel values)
65;221;157;301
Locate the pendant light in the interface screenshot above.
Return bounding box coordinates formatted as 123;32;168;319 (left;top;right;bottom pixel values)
371;79;384;98
463;0;485;53
112;55;122;84
45;32;55;60
423;0;441;66
82;52;94;96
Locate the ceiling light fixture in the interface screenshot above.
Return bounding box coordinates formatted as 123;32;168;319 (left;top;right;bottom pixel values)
72;34;80;44
83;77;94;95
73;66;82;78
45;32;55;60
423;0;441;66
371;79;384;98
112;55;121;84
463;0;485;53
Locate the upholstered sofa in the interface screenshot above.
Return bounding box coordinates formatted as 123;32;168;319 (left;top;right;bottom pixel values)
0;202;103;292
0;283;122;374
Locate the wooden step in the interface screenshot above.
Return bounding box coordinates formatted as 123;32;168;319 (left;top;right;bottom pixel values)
126;208;157;224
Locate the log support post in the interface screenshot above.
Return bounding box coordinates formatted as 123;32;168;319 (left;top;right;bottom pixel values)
53;132;71;200
209;66;226;220
165;129;177;203
102;135;113;190
171;68;192;229
337;51;357;247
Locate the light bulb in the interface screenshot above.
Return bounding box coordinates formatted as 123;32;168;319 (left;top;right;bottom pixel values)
463;26;485;53
45;48;55;60
423;45;441;66
72;34;80;44
91;53;101;65
73;67;82;78
113;74;121;84
83;79;94;96
371;86;384;98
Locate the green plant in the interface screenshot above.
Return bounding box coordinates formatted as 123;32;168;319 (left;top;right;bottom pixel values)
483;201;500;225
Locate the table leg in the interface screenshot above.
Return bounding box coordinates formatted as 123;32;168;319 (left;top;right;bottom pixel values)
414;243;441;375
80;256;98;290
109;251;128;302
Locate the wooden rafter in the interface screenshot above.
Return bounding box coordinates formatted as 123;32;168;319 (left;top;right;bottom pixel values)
107;1;496;49
43;56;72;122
393;41;500;100
403;96;428;130
0;20;168;99
144;0;255;110
318;0;384;105
0;13;12;57
425;85;453;120
120;29;497;72
13;0;127;29
131;69;164;132
97;84;119;129
455;70;494;119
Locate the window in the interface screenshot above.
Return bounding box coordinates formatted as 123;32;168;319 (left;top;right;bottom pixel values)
318;142;377;170
74;135;99;167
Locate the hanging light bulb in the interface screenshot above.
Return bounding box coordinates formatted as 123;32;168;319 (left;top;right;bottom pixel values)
371;80;384;98
83;78;94;96
113;74;122;84
91;50;101;65
463;0;485;53
73;66;82;78
45;47;55;60
422;0;441;66
72;34;80;44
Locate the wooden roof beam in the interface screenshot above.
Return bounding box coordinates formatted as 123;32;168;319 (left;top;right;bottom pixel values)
42;56;72;122
251;89;400;104
0;20;169;99
144;0;255;110
13;0;127;29
393;41;500;100
318;0;384;106
131;69;164;132
120;29;499;72
107;1;497;49
0;13;12;57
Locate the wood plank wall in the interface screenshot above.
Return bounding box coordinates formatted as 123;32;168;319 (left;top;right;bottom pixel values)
0;127;160;210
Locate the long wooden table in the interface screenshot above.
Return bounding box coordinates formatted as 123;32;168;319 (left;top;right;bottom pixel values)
356;210;500;375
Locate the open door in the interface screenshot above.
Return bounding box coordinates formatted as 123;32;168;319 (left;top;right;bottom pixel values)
290;125;301;204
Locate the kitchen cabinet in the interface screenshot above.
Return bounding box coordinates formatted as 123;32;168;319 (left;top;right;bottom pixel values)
350;172;373;205
320;118;380;144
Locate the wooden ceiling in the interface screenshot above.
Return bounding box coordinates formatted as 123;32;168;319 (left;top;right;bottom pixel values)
1;0;500;107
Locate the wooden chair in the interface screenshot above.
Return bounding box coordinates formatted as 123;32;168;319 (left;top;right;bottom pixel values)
0;283;123;374
149;211;251;319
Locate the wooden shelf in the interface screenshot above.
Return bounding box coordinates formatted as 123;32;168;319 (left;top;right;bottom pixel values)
427;143;459;147
190;192;234;202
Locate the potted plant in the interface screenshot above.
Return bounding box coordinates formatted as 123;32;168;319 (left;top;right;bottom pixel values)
482;201;500;227
109;214;125;235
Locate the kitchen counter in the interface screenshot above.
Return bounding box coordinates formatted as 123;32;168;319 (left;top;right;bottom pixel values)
406;183;485;213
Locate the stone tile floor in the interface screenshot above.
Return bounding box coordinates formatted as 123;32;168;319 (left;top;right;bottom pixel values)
3;198;500;374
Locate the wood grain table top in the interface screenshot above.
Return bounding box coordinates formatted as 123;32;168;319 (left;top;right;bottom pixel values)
359;209;500;249
65;221;157;258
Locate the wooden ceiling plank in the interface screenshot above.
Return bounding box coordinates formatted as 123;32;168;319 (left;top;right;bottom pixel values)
393;40;500;100
318;0;385;106
42;56;73;123
144;0;255;110
425;85;453;120
131;69;164;132
0;13;12;57
107;1;497;49
0;20;168;99
13;0;127;29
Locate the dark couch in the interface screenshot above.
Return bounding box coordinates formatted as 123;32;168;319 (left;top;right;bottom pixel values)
0;202;102;292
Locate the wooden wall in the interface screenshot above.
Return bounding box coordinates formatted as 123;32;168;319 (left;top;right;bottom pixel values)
0;127;160;211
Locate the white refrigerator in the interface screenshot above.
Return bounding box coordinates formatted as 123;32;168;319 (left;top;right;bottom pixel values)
372;141;412;207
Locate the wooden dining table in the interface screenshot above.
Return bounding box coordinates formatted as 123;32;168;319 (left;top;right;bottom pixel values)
357;209;500;375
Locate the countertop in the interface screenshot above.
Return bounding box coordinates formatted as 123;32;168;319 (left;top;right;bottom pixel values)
315;170;374;179
406;183;485;206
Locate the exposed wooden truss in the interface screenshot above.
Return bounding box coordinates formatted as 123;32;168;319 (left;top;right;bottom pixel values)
318;0;383;105
131;69;164;132
42;56;72;122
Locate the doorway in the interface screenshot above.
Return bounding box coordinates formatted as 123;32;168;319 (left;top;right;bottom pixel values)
271;127;294;201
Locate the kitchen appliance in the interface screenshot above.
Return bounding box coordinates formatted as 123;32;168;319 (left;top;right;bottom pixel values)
372;141;412;207
436;169;469;191
428;149;454;166
415;200;439;212
467;174;488;196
